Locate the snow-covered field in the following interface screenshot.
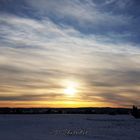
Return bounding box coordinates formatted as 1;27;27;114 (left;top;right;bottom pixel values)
0;114;140;140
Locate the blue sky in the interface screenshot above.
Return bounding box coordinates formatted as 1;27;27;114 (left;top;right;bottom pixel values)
0;0;140;107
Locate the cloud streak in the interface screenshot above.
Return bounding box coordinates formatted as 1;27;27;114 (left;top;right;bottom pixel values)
0;0;140;107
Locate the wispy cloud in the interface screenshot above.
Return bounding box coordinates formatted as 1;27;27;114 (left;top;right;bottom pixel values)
27;0;132;36
0;0;140;107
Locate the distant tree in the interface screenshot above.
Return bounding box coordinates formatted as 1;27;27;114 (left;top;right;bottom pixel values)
131;105;140;119
46;109;52;114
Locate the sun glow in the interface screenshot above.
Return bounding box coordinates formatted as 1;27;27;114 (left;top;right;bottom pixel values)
64;86;76;96
63;80;78;96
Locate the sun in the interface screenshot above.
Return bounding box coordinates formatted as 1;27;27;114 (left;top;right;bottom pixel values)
63;80;78;97
64;86;76;96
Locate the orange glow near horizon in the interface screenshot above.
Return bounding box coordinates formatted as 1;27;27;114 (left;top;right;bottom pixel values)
0;100;126;108
0;79;138;108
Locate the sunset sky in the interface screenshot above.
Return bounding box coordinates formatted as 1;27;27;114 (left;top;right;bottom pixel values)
0;0;140;108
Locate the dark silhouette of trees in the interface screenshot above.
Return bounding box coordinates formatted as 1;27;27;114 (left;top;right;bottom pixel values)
131;105;140;119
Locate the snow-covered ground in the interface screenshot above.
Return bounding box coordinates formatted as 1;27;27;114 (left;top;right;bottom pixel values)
0;114;140;140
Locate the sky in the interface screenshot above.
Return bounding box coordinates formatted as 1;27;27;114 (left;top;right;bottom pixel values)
0;0;140;108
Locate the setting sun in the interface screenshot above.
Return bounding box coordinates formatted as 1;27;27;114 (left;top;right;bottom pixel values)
63;80;78;96
64;86;76;96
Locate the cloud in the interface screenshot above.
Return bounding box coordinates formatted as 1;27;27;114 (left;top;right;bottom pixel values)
27;0;131;29
0;1;140;107
0;93;63;101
